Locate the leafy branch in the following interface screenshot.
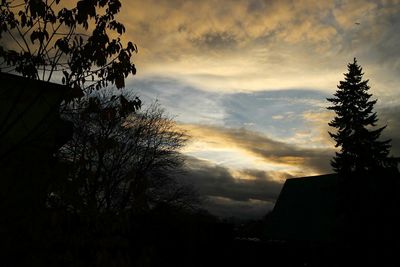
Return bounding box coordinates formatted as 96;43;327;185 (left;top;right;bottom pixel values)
0;0;137;94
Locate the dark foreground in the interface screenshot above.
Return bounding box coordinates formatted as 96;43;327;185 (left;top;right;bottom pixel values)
2;206;399;267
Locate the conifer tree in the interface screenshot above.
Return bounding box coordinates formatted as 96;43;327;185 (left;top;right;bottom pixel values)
327;58;395;174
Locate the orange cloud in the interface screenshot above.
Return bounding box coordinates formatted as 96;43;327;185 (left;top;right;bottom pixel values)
180;123;334;177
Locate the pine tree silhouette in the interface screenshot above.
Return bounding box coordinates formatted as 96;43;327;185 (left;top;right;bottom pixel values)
327;58;396;174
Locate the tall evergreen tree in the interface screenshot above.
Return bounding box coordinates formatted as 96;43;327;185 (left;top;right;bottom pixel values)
327;58;395;174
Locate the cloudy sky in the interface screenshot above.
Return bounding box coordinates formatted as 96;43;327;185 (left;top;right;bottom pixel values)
116;0;400;219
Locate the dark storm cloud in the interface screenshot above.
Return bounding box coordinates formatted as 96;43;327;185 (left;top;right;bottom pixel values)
204;196;275;219
182;156;284;202
179;156;284;218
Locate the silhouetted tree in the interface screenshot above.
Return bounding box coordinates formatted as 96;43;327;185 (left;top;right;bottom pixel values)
327;58;397;174
0;0;136;93
50;93;198;215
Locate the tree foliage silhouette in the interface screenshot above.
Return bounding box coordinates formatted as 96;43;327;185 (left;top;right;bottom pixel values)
0;0;136;94
50;94;197;215
327;58;396;174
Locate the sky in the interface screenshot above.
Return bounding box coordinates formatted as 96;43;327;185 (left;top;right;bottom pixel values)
116;0;400;219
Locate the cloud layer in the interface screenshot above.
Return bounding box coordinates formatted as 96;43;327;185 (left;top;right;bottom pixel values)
180;156;282;219
117;0;400;218
121;0;400;98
